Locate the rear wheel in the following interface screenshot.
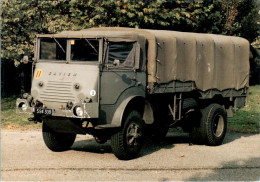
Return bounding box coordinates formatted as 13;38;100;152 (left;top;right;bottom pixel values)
181;98;199;132
191;103;227;146
111;110;144;160
42;122;76;152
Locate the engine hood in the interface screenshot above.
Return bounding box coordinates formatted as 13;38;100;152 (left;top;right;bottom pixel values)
31;62;99;109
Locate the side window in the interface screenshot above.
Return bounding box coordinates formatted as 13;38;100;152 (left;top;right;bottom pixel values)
71;39;99;61
108;42;136;67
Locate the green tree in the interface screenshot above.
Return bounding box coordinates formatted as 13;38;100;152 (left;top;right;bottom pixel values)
221;0;259;42
1;0;259;66
1;0;73;66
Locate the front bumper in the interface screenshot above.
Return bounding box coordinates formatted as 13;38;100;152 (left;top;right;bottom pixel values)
16;98;99;118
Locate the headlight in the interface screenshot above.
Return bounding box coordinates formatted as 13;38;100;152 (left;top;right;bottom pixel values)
75;106;83;117
18;102;27;112
22;104;28;112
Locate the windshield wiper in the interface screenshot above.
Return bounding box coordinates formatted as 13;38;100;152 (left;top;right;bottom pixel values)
54;38;65;53
85;39;98;53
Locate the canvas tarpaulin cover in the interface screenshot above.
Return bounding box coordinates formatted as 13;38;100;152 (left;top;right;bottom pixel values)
38;27;250;92
146;29;250;91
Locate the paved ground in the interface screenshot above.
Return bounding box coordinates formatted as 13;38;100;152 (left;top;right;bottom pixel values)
1;128;260;181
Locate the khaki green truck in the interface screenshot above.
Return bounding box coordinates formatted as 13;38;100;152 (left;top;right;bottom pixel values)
17;27;249;160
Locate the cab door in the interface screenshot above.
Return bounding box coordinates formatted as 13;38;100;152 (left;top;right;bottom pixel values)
99;40;146;124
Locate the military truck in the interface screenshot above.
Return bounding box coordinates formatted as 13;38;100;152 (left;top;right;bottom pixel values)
17;27;249;160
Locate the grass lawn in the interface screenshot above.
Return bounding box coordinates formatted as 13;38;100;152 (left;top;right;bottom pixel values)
228;85;260;133
1;95;40;130
1;86;259;132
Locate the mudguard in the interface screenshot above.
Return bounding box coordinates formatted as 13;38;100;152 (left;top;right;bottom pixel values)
110;95;144;127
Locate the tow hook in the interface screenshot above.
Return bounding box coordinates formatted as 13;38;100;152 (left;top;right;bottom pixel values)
28;116;42;124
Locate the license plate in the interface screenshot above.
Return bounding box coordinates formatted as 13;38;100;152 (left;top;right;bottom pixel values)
34;108;52;115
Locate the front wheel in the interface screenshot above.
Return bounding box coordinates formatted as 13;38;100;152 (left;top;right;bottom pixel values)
111;110;144;160
42;122;76;152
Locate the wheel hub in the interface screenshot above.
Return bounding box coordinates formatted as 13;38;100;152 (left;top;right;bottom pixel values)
213;115;224;137
127;123;141;146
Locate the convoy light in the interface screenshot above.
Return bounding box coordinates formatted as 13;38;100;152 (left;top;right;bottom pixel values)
22;103;28;112
75;106;84;117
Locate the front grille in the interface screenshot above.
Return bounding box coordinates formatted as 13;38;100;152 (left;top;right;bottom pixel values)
39;81;75;104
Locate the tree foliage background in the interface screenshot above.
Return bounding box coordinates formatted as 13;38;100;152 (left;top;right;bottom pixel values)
1;0;259;95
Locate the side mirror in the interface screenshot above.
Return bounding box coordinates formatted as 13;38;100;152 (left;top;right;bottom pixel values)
113;59;120;67
22;55;29;64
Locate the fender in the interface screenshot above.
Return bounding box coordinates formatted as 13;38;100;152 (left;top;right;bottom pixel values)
111;95;145;127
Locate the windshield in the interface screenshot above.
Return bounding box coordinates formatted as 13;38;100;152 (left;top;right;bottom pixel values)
39;38;99;62
71;39;99;62
39;38;66;60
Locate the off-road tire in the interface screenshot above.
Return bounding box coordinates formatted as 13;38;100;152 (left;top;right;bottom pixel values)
191;103;227;146
111;110;144;160
183;98;198;111
42;122;76;152
181;98;199;132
